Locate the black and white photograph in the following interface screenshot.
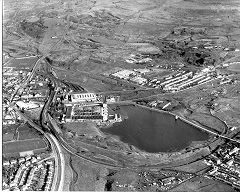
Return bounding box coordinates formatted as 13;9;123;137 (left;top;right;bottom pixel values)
1;0;240;191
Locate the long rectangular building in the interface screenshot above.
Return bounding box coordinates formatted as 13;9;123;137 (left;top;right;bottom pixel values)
160;72;193;86
175;75;207;89
164;76;188;88
67;92;97;103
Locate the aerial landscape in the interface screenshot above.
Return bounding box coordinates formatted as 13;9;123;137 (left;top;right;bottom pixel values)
2;0;240;191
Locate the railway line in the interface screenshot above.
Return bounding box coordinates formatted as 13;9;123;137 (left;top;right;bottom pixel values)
7;39;239;191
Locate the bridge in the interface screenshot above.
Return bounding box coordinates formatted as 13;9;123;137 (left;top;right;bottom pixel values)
176;115;240;144
127;103;240;144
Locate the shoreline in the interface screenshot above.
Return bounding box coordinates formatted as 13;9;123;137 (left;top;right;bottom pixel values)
110;102;223;135
100;103;214;155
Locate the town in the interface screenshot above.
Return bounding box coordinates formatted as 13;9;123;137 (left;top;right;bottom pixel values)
3;155;56;191
2;0;240;191
204;143;240;189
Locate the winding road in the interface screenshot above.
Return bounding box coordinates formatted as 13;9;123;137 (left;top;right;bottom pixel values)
7;35;239;191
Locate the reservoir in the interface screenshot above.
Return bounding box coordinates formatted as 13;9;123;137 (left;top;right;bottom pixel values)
101;105;209;153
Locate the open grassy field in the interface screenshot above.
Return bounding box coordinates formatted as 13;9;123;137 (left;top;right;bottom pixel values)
53;68;137;93
228;62;240;73
3;138;47;154
62;149;73;191
3;124;20;134
187;112;226;134
63;122;103;137
3;124;20;142
17;123;43;140
23;107;43;121
2;122;47;157
3;133;15;142
169;176;235;192
4;57;38;69
69;155;109;191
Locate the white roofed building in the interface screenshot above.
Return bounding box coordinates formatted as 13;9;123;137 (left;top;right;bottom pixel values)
16;101;39;110
112;70;136;80
130;76;147;85
68;93;97;103
134;68;150;74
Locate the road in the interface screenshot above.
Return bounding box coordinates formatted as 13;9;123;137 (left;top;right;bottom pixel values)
39;78;65;191
7;30;239;190
42;70;240;171
180;116;240;143
13;107;64;191
13;70;238;191
46;133;65;191
9;38;63;103
10;55;65;191
8;36;66;191
14;55;41;60
45;95;211;170
9;56;44;103
48;64;222;105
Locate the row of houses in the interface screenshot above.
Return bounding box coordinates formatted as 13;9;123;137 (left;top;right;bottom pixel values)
3;155;55;191
204;144;240;189
107;66;214;92
162;70;213;92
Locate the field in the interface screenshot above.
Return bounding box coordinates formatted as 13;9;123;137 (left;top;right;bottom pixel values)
17;123;43;140
228;62;240;73
3;124;20;142
3;133;15;142
62;149;73;191
169;176;235;192
213;96;240;128
3;138;47;154
2;122;47;157
23;107;43;122
63;122;103;137
69;155;109;191
187;112;226;134
4;57;38;69
53;68;137;93
79;77;124;93
3;124;20;132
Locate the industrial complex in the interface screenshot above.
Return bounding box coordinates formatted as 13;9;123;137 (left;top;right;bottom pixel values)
2;0;240;192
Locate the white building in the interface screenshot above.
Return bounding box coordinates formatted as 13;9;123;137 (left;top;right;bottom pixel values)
164;76;188;88
112;70;136;80
229;147;240;155
101;103;108;121
16;101;39;110
198;77;211;84
69;93;97;103
3;161;10;167
226;159;234;166
160;72;193;86
134;68;150;74
130;76;147;85
209;166;218;175
126;58;138;63
175;75;207;89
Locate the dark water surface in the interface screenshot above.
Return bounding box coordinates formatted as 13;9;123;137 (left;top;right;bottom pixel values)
101;105;209;153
